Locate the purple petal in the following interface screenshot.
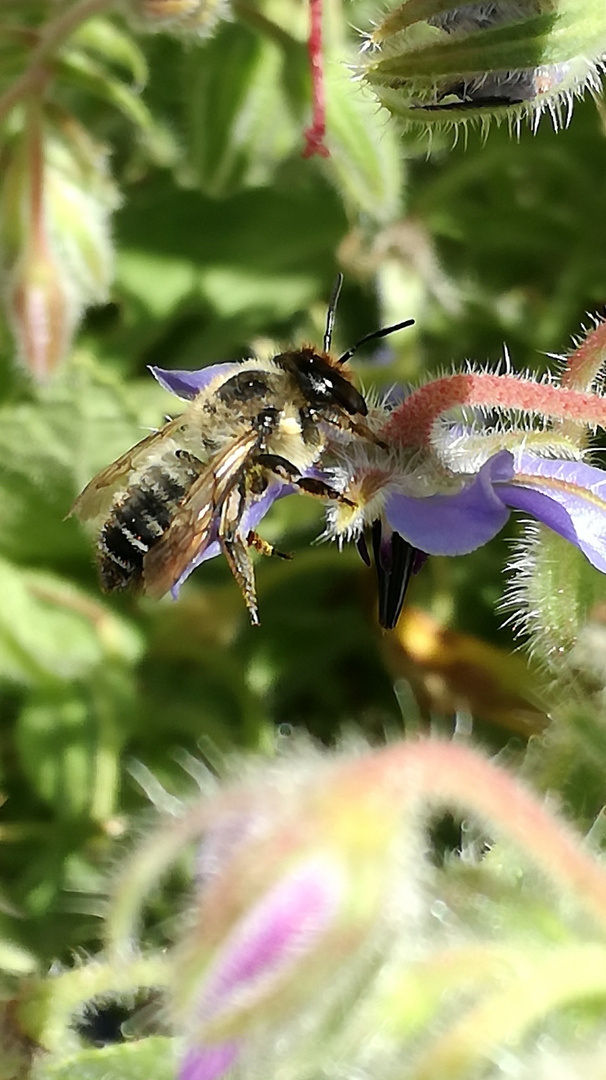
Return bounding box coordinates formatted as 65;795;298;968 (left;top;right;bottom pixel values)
150;363;240;401
179;1041;241;1080
170;482;295;598
196;858;344;1022
178;860;343;1080
384;451;514;555
497;454;606;573
170;538;220;599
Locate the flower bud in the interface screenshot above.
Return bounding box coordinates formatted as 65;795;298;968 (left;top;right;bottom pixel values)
0;109;117;379
7;245;77;381
155;743;427;1080
361;0;606;133
130;0;230;37
43;115;117;309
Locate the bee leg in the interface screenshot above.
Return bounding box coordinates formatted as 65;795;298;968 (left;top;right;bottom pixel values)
256;455;354;506
295;477;355;506
347;419;388;451
247;530;292;561
218;491;260;626
255;453;301;482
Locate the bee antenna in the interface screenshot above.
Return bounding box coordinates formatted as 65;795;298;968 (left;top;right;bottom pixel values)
323;272;344;352
337;318;415;366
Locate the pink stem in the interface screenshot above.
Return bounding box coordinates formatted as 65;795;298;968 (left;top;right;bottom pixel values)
338;740;606;932
302;0;330;159
381;372;606;449
25;98;47;255
561;319;606;392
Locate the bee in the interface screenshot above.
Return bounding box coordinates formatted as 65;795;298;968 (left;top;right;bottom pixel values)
71;276;412;624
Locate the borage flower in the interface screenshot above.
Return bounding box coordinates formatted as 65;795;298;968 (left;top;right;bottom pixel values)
324;345;606;627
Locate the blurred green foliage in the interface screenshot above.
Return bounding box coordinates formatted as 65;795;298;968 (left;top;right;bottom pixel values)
0;1;606;1074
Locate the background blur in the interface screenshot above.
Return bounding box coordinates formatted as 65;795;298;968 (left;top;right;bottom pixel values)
1;0;606;976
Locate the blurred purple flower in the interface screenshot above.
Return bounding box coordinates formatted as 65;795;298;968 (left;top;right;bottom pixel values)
177;858;344;1080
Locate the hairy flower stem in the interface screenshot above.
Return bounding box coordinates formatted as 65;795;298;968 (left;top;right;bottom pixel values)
338;741;606;932
108;795;218;956
562;320;606;391
383;372;606;449
303;0;330;158
408;943;606;1080
0;0;115;125
16;955;168;1053
25;96;44;251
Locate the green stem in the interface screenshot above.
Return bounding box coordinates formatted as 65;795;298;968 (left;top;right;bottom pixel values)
409;943;606;1080
231;0;297;50
0;0;115;124
17;954;169;1053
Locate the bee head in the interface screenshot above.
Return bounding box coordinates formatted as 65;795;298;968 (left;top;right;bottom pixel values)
294;273;414;414
276;275;414;419
285;347;369;416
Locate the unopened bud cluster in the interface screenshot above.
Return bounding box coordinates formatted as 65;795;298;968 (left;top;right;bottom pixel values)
361;0;606;132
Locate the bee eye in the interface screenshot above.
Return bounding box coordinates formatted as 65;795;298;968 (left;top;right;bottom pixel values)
296;354;368;416
218;371;273;404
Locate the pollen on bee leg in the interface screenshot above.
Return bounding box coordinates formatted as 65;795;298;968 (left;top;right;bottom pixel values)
247;531;292;560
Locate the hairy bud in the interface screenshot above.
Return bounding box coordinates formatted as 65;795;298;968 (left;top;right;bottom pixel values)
130;0;230;37
361;0;606;134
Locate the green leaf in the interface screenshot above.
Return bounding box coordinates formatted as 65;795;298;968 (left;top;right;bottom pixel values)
114;172;348;365
0;358;167;566
15;670;136;820
0;559;140;687
69;17;149;89
0;925;38;976
182;22;299;197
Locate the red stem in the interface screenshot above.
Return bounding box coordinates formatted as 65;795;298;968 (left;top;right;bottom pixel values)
382;372;606;449
303;0;330;159
561;319;606;392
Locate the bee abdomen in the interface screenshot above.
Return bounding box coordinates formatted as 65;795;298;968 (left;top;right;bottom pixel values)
98;461;199;592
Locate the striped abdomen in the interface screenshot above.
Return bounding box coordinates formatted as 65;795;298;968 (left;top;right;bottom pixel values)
98;456;201;592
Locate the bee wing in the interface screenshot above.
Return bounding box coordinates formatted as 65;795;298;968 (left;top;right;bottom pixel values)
70;420;184;523
142;429;260;600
